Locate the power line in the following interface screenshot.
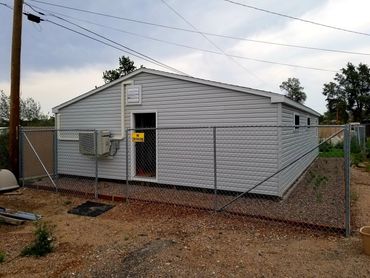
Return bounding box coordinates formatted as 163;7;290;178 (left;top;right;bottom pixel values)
39;9;336;73
49;17;188;75
45;19;187;74
159;0;264;83
0;2;12;10
0;2;344;73
26;3;338;73
24;4;189;75
25;0;370;57
224;0;370;37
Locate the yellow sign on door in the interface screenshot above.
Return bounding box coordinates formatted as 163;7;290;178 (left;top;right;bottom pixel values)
132;132;145;142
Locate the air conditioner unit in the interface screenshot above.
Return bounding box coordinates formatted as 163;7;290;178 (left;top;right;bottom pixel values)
79;130;111;156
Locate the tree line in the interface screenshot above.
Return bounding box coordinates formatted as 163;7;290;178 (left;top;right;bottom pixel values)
105;56;370;124
1;56;369;127
278;63;370;124
0;90;54;127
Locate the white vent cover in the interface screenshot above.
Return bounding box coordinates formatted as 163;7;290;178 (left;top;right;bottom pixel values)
126;85;142;105
79;132;95;155
79;131;111;156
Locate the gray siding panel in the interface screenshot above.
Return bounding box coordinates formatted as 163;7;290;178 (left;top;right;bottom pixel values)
278;105;319;196
57;72;280;195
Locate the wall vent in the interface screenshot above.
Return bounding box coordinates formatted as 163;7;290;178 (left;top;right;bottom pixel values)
126;85;142;105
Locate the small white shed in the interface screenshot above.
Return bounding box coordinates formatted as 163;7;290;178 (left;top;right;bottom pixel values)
52;68;320;197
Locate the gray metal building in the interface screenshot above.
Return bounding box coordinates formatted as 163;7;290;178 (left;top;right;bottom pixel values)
52;68;320;197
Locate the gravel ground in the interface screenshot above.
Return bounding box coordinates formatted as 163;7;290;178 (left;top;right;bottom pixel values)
28;157;345;231
0;165;369;277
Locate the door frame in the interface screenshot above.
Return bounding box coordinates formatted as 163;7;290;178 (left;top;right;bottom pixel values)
130;110;158;182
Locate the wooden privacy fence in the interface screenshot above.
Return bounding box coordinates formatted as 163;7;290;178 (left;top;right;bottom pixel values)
319;126;344;140
21;128;54;179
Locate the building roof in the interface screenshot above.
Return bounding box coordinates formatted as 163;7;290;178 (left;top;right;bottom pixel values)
52;67;321;116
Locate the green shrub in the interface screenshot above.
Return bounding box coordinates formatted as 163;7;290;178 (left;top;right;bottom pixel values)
319;141;333;152
351;191;359;203
350;137;361;154
334;141;344;149
351;153;364;166
311;173;328;203
0;132;9;169
0;250;5;263
21;222;54;257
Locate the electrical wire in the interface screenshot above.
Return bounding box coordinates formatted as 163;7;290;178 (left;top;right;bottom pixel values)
25;0;370;56
25;3;338;73
0;2;343;73
2;2;189;75
48;11;337;72
45;19;189;75
24;2;189;75
49;16;188;75
0;2;12;10
224;0;370;37
159;0;264;83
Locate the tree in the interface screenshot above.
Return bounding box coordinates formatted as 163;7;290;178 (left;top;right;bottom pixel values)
21;97;43;121
322;62;370;123
279;77;307;104
102;56;136;83
0;90;9;123
0;90;50;125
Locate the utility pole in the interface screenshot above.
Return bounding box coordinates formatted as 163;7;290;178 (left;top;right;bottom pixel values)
8;0;23;177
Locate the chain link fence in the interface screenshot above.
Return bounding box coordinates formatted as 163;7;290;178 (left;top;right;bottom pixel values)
19;124;356;235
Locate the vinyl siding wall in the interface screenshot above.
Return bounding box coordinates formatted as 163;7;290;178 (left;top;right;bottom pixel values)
57;72;280;195
278;104;319;196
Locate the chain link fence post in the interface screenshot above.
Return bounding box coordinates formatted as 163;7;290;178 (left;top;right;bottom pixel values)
344;124;351;237
94;130;98;199
125;128;129;203
213;126;218;211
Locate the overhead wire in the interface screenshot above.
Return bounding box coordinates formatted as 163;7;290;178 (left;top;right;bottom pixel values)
159;0;264;83
31;6;337;73
23;3;189;76
45;19;185;75
1;2;345;74
224;0;370;37
25;0;370;57
0;2;12;10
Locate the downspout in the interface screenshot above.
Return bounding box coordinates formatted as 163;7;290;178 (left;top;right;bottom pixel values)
110;80;133;140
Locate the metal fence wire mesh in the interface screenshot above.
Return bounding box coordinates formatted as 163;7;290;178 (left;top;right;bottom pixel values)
19;125;354;235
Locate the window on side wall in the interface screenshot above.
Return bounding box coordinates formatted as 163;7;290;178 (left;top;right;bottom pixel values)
294;113;300;130
307;117;311;128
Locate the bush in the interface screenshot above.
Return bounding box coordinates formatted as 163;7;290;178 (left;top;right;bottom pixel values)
319;141;333;152
351;153;364;166
21;222;54;257
350;137;361;154
0;250;5;263
0;131;9;169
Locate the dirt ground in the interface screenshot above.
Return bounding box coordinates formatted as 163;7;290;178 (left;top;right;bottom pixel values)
31;157;346;229
1;167;370;277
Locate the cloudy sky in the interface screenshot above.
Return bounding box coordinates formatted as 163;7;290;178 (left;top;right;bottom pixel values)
1;0;369;115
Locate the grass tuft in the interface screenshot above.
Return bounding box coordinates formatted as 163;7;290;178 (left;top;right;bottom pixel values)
0;251;5;263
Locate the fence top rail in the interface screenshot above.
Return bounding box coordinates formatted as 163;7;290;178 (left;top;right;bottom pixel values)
17;125;349;133
127;124;346;131
21;128;96;132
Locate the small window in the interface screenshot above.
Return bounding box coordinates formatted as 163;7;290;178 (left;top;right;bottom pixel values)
126;85;142;105
294;113;300;129
307;117;311;128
